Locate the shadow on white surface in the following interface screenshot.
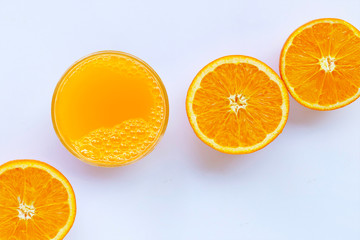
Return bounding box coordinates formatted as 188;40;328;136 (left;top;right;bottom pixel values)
287;96;328;125
188;136;249;173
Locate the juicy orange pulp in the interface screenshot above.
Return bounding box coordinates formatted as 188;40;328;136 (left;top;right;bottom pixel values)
280;18;360;110
0;160;76;240
52;51;168;167
186;56;289;154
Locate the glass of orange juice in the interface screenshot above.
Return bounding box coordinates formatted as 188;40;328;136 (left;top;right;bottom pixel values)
52;51;169;167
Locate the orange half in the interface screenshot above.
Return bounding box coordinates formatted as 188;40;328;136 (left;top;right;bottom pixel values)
280;18;360;110
186;56;289;154
0;160;76;240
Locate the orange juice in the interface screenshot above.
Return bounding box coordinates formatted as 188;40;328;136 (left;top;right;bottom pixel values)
52;51;169;167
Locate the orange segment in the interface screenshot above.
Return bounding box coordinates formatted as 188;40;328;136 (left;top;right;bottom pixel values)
0;160;76;240
280;18;360;110
186;56;289;154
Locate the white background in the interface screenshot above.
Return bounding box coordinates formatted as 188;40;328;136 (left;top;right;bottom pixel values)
0;0;359;239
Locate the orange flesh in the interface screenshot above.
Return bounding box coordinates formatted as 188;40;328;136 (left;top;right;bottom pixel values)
283;20;360;107
192;62;283;148
0;166;71;239
53;52;167;166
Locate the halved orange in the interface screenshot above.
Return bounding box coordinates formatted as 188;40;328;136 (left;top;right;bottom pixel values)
0;160;76;240
280;18;360;110
186;56;289;154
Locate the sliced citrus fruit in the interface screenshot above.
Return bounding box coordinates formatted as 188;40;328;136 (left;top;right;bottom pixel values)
0;160;76;240
280;18;360;110
186;55;289;154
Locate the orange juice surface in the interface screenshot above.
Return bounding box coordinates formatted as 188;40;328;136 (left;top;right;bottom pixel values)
52;51;168;167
